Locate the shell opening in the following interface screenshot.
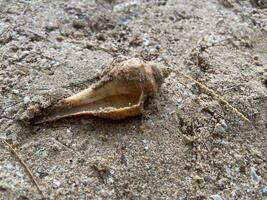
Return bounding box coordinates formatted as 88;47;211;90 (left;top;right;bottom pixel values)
63;93;141;114
35;80;143;123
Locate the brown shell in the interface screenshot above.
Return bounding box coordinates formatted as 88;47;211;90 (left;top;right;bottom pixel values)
34;58;168;124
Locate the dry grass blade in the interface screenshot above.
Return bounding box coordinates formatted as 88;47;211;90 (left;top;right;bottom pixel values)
180;73;251;123
1;139;46;199
165;61;251;123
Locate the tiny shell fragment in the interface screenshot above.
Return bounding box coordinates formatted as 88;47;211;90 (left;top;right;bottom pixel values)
34;58;169;124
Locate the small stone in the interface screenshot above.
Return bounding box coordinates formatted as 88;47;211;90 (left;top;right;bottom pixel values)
109;169;115;175
73;31;83;38
120;18;129;25
107;177;114;183
72;20;86;29
253;55;259;60
185;176;192;183
250;167;262;184
261;186;267;196
142;139;149;150
217;178;227;189
219;119;227;128
51;60;60;66
68;176;80;186
143;37;150;46
13;89;19;95
53;179;61;188
0;22;4;34
66;128;72;134
213;123;226;136
113;1;138;12
254;61;263;66
23;96;30;105
96;33;106;41
46;22;58;31
155;44;161;50
11;31;17;39
193;175;204;183
56;36;64;42
211;194;224;200
100;188;114;198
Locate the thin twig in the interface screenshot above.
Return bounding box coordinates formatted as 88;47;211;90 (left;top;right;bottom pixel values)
72;40;117;56
180;72;250;123
51;138;79;156
165;61;251;123
1;139;46;199
25;29;54;43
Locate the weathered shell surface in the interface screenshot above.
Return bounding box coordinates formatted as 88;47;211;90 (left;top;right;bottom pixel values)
34;58;168;124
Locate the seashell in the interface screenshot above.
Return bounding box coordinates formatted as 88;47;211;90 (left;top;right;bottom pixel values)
34;58;169;124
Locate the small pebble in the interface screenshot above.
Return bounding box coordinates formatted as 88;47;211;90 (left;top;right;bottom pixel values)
56;36;64;42
113;1;138;12
13;89;19;95
66;128;72;135
142;139;149;150
53;179;61;188
46;22;58;31
219;119;227;128
261;186;267;196
96;33;106;41
155;44;161;50
250;167;262;184
213;123;226;136
211;194;224;200
51;60;60;66
72;20;86;29
143;37;150;46
254;61;263;66
225;166;232;178
121;18;129;25
23;96;30;104
0;22;4;33
11;31;17;39
185;176;192;183
110;169;115;176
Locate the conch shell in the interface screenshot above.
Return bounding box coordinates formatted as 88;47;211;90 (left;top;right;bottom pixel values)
34;58;168;124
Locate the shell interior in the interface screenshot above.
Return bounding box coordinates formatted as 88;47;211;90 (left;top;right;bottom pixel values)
35;79;143;123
